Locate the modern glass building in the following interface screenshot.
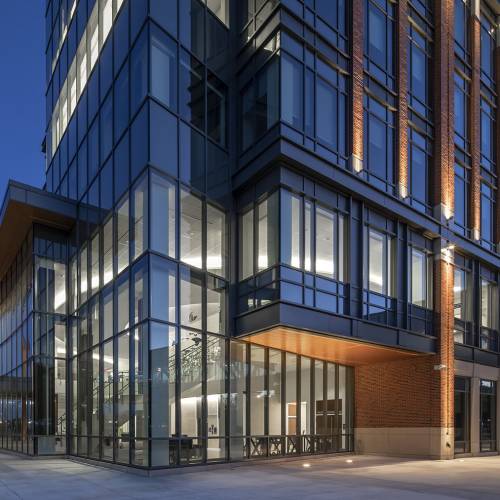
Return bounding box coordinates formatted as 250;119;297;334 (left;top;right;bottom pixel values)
0;0;499;469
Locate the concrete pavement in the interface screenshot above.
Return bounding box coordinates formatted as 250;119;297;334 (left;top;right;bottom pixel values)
0;452;499;499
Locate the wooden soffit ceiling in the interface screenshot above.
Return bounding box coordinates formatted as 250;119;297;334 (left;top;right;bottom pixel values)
242;327;424;366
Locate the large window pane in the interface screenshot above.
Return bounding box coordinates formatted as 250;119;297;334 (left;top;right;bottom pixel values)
151;256;177;324
453;268;470;321
151;26;177;110
300;357;312;435
133;326;149;441
207;73;227;146
316;78;338;149
257;193;278;272
180;268;203;330
102;340;114;440
180;50;205;130
116;332;130;463
240;208;254;280
150;323;176;439
180;329;203;440
102;286;113;340
250;345;265;436
103;218;113;285
151;174;176;258
132;177;148;260
229;342;247;458
269;349;282;435
80;245;88;304
281;54;303;129
410;248;425;307
206;204;226;278
281;191;302;269
180;190;203;269
90;233;100;295
207;334;226;460
316;206;335;278
116;196;130;274
367;228;393;296
285;354;297;436
117;277;129;333
207;276;225;334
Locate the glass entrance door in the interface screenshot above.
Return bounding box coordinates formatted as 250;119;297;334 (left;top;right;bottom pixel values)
454;376;470;454
480;379;497;452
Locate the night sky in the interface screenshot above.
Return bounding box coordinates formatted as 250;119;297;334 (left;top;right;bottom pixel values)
0;2;46;199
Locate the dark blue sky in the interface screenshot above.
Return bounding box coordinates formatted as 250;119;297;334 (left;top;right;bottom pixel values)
0;2;45;198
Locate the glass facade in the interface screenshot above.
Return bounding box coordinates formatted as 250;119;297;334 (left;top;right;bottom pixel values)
0;0;498;467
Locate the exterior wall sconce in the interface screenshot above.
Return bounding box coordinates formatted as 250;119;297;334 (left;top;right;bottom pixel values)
442;204;453;222
350;154;363;174
398;183;408;200
440;244;455;265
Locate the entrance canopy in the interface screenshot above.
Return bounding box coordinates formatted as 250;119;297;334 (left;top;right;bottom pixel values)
242;326;425;366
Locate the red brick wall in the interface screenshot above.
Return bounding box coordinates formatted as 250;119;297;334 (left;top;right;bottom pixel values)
355;260;455;430
469;14;481;238
495;46;500;245
351;0;364;163
397;0;409;198
355;355;442;428
432;0;455;215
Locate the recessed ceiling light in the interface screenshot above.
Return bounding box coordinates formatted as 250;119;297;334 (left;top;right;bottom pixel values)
302;463;311;468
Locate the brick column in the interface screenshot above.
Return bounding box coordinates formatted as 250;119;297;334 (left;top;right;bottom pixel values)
397;0;409;199
432;240;455;457
350;0;364;173
469;1;481;241
354;240;455;459
432;0;455;223
495;19;500;251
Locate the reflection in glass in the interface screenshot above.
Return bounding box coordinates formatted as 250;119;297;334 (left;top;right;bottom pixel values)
116;332;130;463
269;349;282;435
180;268;203;331
285;354;297;435
180;330;203;441
240;209;254;280
150;323;176;463
250;345;265;436
207;334;226;459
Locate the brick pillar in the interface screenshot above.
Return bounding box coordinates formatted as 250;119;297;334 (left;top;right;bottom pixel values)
397;0;409;199
350;0;364;174
432;240;455;457
354;240;455;459
432;0;455;223
469;1;481;241
495;20;500;251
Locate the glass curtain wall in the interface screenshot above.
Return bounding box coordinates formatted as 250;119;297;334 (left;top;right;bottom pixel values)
230;341;354;459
